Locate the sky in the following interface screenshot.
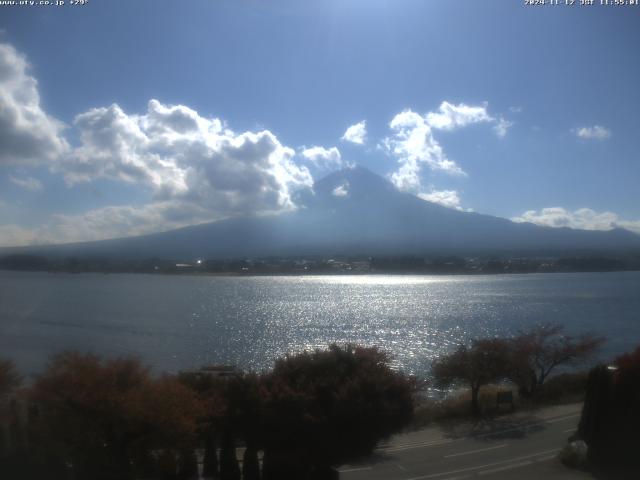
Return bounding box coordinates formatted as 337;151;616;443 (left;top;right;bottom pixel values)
1;0;639;246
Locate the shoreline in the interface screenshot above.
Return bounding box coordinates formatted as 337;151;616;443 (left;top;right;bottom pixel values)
2;267;639;277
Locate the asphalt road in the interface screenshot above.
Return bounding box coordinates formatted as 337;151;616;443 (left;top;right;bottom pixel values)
338;403;592;480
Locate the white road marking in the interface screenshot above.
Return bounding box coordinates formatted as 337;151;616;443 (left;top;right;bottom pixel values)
382;439;453;453
478;460;533;475
535;454;558;462
472;413;580;440
563;428;576;433
404;448;561;480
338;466;372;473
444;443;508;458
546;413;580;424
380;412;580;454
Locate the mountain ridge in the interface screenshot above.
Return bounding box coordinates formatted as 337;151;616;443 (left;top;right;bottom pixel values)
2;166;639;259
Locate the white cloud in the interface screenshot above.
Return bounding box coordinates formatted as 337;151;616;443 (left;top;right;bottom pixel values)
417;189;463;211
60;99;313;215
301;146;343;170
425;101;492;131
0;96;315;246
0;43;69;166
9;175;42;191
45;202;213;244
512;207;640;234
0;44;318;246
332;182;349;197
341;120;367;145
383;102;513;194
0;224;38;247
573;125;611;141
493;117;513;138
63;102;195;196
383;108;468;192
0;202;208;247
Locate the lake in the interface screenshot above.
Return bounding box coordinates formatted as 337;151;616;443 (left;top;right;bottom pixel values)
1;270;639;378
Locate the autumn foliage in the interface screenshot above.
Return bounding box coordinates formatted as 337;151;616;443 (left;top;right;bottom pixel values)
508;324;604;397
25;352;204;480
0;346;415;480
432;324;603;415
432;338;511;416
259;345;415;478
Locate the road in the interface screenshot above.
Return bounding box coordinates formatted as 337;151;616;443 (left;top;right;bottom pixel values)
339;403;593;480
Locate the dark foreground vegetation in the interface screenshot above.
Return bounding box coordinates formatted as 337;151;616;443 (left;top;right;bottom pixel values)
432;324;603;416
1;325;636;479
0;345;414;480
2;252;640;275
570;346;640;478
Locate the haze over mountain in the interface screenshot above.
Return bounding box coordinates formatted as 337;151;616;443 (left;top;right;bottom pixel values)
4;167;639;260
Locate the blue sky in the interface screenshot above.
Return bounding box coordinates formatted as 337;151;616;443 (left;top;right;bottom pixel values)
1;0;639;246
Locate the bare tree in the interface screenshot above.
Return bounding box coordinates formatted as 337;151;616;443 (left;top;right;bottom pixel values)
432;338;511;416
509;324;604;397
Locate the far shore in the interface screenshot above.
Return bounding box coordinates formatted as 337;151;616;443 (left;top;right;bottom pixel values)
2;267;639;277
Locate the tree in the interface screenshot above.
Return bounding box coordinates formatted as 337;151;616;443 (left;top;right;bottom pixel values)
29;351;203;480
201;432;219;479
178;370;233;480
177;447;199;480
219;375;261;480
259;344;414;478
432;338;511;415
614;345;640;372
0;359;21;396
0;359;21;438
242;444;260;480
509;324;604;397
577;346;640;471
219;430;241;480
0;360;22;465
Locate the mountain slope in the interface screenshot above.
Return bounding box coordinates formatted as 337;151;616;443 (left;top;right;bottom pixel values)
4;166;640;259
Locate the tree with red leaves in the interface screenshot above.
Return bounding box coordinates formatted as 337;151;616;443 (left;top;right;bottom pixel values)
29;352;204;480
259;344;415;480
432;338;511;415
509;324;604;397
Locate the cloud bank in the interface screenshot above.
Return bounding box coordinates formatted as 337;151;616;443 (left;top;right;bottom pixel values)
0;43;69;166
0;71;314;245
64;99;311;220
512;207;640;234
2;42;635;248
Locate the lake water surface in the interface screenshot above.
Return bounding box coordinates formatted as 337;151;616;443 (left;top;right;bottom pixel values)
1;271;639;377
